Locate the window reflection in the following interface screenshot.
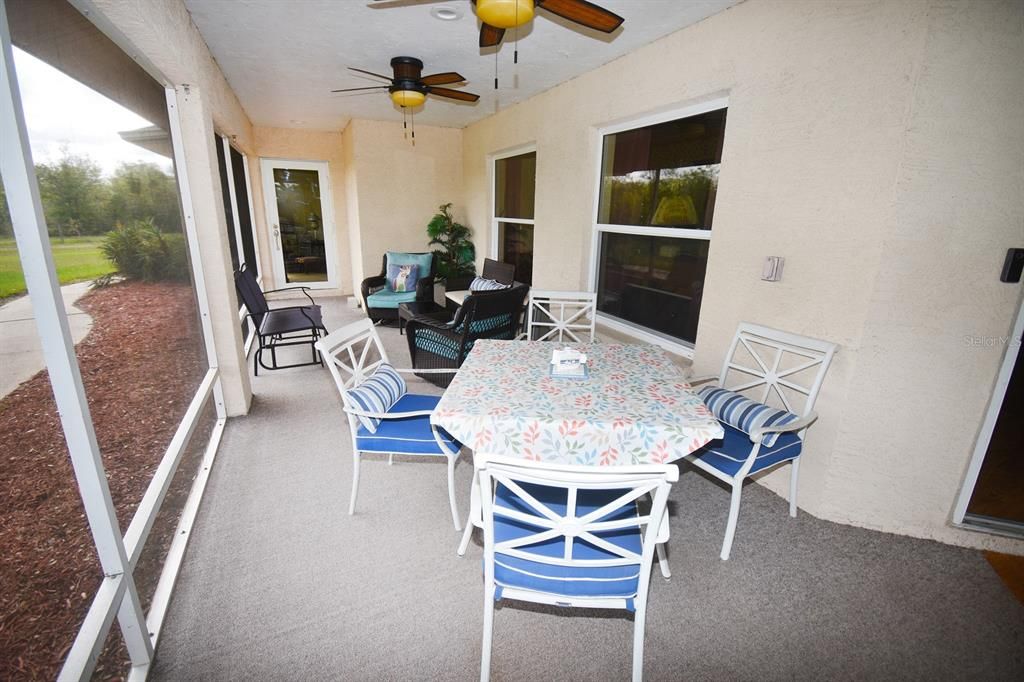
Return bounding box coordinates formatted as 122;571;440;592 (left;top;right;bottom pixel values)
598;109;726;229
273;168;326;283
495;152;535;220
495;151;536;285
498;221;533;285
597;233;709;344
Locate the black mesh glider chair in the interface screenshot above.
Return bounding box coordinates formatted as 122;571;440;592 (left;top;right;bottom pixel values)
234;264;328;376
360;252;435;323
406;284;529;387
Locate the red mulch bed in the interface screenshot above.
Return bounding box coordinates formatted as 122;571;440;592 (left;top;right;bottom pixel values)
0;281;207;680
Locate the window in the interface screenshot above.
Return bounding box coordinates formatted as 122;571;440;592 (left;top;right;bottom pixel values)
493;150;536;285
215;133;259;343
593;103;727;346
214;133;259;276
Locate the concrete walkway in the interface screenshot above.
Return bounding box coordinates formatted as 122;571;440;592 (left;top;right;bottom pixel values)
0;281;94;398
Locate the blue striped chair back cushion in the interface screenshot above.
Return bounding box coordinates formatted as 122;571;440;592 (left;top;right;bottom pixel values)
698;386;799;447
345;364;406;433
469;276;510;292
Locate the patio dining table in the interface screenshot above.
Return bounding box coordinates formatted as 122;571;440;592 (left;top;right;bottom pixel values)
431;339;724;467
433;339;724;551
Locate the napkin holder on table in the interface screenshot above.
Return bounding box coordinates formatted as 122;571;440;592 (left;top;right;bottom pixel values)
550;347;589;379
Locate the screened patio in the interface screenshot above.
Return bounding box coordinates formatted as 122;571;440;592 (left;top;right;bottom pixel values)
1;0;1023;680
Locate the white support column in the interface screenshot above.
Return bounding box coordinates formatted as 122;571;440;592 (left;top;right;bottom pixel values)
0;2;152;676
168;83;252;416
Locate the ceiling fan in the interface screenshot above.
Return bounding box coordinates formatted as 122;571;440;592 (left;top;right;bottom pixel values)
371;0;625;48
331;56;480;107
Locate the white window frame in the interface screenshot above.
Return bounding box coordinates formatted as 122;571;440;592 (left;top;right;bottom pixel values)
488;143;537;267
588;96;730;358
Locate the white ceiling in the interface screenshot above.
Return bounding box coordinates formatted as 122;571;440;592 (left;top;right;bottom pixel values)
183;0;741;130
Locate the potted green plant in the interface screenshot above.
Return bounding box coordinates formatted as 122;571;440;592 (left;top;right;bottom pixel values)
427;202;476;286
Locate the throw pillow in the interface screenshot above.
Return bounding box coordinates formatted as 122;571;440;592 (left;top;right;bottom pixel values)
386;263;420;293
469;276;510;292
345;363;407;433
386;252;433;279
697;386;799;447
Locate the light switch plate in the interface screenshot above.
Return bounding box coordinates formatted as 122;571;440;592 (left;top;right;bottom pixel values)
762;256;785;282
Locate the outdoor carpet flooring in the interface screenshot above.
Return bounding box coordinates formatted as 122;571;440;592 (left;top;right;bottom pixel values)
150;300;1024;681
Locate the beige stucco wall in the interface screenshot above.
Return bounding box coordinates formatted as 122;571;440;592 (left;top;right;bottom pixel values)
819;0;1024;543
88;0;255;415
251;126;351;296
462;0;1024;552
344;119;464;288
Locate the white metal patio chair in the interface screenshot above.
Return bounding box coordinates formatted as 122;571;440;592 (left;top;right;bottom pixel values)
524;289;597;342
474;453;678;682
687;322;837;560
316;318;463;529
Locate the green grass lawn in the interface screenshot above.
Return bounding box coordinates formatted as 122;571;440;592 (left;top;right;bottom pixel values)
0;236;116;299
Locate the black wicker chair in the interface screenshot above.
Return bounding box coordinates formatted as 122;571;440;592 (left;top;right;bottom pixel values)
444;258;515;311
234;264;327;376
406;283;529;387
361;252;436;323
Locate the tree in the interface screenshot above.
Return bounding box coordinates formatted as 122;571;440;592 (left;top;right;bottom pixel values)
107;162;182;234
0;180;12;237
35;151;108;237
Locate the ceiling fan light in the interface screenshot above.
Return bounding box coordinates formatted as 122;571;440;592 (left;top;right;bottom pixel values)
390;89;426;108
476;0;534;30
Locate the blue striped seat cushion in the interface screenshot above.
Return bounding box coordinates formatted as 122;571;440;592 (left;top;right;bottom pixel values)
689;423;802;477
355;394;460;454
698;386;799;447
345;364;406;433
490;482;643;605
469;276;510;292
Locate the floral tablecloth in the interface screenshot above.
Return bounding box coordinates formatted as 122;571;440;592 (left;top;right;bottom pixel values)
431;340;723;466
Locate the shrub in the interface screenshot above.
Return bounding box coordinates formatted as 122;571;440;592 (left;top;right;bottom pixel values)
102;219;190;282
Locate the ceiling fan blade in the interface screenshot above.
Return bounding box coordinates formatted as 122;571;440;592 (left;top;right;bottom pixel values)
421;72;466;86
479;23;506;48
347;66;393;82
427;86;480;103
330;86;390;92
536;0;624;33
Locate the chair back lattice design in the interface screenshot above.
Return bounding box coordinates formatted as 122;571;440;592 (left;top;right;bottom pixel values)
717;322;838;419
234;264;270;325
526;290;597;343
478;456;677;600
317;319;391;396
